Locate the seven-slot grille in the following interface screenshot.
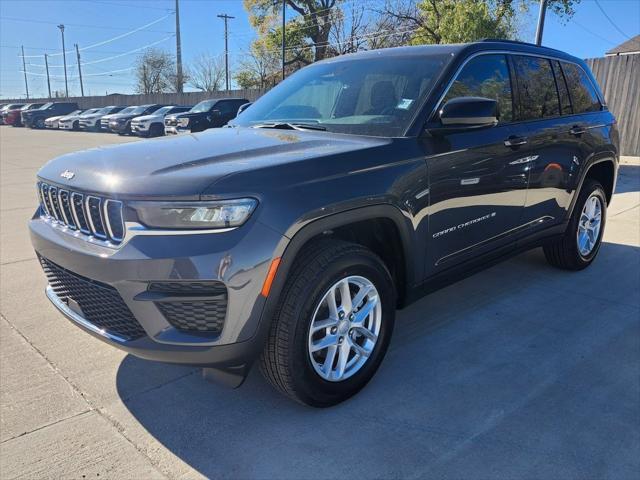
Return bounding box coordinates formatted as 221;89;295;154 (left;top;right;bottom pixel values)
37;181;124;244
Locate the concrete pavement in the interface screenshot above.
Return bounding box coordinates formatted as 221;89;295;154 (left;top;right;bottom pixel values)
1;127;638;479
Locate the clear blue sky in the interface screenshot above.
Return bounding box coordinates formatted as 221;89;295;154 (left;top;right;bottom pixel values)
1;0;638;99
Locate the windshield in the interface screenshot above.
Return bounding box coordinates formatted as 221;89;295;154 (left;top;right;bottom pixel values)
129;105;149;115
117;106;136;115
232;53;450;137
190;100;216;113
39;103;53;110
94;106;114;114
154;106;174;116
81;109;100;116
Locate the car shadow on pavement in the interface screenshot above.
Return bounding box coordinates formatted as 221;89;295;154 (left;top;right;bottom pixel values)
115;241;640;479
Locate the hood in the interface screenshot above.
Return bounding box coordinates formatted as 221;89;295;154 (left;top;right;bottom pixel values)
59;114;81;122
109;112;139;121
37;127;388;199
132;113;159;122
46;116;64;122
174;111;204;119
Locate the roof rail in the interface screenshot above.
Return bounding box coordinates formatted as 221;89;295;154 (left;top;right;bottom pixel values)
479;38;542;47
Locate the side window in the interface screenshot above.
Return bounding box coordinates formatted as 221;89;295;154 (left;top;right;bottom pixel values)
552;61;572;115
512;55;560;120
214;102;234;115
561;62;601;114
442;54;513;122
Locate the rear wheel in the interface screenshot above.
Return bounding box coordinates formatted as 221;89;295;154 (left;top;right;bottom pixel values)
544;179;607;270
260;239;395;407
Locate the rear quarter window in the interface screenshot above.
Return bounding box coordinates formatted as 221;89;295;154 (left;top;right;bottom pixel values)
512;55;560;120
561;62;602;114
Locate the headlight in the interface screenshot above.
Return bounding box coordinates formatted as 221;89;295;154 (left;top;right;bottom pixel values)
132;198;257;230
178;117;190;127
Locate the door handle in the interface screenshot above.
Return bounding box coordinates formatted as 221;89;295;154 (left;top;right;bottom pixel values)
569;126;586;136
504;136;528;147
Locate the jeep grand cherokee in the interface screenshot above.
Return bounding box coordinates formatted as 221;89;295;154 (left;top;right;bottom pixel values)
30;40;618;407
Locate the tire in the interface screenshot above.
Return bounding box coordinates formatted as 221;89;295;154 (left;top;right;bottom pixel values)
72;120;79;131
149;123;163;137
260;238;396;407
544;179;607;270
35;118;45;129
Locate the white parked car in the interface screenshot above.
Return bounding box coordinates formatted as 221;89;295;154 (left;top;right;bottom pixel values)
59;109;99;130
45;110;83;129
131;105;192;137
79;106;124;131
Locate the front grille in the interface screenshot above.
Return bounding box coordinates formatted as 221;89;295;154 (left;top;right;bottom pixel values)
37;181;124;245
39;256;146;340
150;281;227;334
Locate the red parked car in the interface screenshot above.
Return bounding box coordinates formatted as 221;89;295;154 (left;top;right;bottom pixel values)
9;103;44;127
0;104;25;126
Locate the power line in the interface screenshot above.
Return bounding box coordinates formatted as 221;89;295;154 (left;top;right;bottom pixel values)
572;19;618;46
21;13;173;58
0;16;172;33
27;36;175;68
594;0;631;40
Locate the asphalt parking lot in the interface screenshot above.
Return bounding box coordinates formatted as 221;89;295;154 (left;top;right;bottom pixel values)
1;126;638;479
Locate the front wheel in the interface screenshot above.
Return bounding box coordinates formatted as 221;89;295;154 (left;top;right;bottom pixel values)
35;118;45;129
260;239;395;407
544;179;607;270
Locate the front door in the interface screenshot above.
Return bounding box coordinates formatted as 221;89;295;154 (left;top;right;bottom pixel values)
425;53;530;273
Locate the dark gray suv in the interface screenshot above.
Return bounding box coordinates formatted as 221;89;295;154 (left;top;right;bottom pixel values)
30;40;618;406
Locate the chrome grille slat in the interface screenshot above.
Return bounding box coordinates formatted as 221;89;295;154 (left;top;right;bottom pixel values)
36;182;124;245
70;192;90;234
86;196;107;239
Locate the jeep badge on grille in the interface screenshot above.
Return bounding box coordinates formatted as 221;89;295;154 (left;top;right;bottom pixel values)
60;170;75;180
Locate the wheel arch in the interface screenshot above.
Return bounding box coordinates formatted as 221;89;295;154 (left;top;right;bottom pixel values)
262;205;418;328
569;155;618;218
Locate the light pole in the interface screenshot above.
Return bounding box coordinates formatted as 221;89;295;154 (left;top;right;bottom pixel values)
534;0;548;46
217;13;234;91
57;24;69;97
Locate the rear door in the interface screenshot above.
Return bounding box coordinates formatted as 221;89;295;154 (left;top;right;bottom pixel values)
512;56;601;230
425;53;531;272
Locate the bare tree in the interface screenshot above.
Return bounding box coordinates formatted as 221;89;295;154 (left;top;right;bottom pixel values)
189;53;225;93
235;40;279;89
134;48;176;94
328;4;369;55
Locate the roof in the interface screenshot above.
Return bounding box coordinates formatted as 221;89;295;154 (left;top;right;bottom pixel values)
606;35;640;55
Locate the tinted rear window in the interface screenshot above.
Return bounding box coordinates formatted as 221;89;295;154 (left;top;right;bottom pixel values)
513;55;560;120
561;62;601;114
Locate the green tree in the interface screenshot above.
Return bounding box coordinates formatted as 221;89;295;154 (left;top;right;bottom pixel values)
378;0;581;46
243;0;339;62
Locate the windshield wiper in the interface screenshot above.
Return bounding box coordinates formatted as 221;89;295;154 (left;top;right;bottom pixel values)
253;122;327;131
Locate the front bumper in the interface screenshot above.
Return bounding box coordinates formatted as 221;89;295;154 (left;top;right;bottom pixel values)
109;121;128;133
59;122;74;130
30;213;286;371
164;125;189;135
131;123;149;136
79;119;97;130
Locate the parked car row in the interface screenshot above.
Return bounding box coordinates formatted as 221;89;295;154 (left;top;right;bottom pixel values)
0;98;251;137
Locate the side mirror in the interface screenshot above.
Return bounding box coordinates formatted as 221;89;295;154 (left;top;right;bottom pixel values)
431;97;498;134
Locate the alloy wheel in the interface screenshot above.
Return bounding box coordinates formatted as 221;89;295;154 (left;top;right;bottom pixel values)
307;275;381;382
577;193;602;257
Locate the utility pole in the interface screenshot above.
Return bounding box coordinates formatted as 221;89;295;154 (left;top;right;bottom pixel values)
44;54;52;98
175;0;183;93
282;0;286;81
21;46;29;99
57;24;69;97
217;13;234;91
74;44;84;96
534;0;548;46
